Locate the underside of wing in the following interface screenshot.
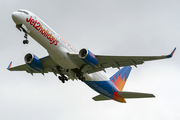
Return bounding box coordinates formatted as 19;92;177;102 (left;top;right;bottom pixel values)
8;56;58;74
68;48;176;74
8;64;27;71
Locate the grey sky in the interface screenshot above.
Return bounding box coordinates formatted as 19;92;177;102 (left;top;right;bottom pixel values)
0;0;180;120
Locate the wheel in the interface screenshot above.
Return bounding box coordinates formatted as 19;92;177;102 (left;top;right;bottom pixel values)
79;75;85;81
77;73;83;78
58;76;62;80
65;77;68;81
81;77;85;82
58;76;65;83
61;79;65;83
79;76;82;80
23;40;29;44
76;73;80;78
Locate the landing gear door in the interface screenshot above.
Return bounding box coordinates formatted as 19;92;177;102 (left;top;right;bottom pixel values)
21;24;30;34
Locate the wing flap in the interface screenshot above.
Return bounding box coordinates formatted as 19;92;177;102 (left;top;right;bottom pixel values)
118;91;155;98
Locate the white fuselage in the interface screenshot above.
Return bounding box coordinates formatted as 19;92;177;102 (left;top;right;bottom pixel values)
12;9;108;81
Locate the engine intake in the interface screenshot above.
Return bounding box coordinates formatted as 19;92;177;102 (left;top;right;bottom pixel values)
24;53;42;71
79;48;98;66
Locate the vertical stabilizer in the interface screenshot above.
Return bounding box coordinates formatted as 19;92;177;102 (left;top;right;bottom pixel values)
7;61;12;69
110;66;132;91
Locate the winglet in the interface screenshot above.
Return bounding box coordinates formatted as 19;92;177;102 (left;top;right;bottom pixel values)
166;47;176;58
7;61;12;69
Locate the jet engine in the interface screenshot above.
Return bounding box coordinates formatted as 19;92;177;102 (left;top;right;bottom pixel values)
79;48;98;66
24;53;42;71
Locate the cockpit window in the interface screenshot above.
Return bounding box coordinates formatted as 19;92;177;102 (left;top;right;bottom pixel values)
17;10;29;15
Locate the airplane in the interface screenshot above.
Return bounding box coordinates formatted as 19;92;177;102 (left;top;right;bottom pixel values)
8;9;176;103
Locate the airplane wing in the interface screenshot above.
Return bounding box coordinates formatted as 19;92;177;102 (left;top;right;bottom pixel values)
8;56;59;75
69;48;176;74
8;48;176;76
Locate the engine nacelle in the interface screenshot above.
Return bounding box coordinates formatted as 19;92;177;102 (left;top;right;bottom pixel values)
24;53;42;71
79;48;98;66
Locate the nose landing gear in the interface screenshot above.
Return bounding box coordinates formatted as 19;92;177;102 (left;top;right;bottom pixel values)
16;24;29;44
23;33;29;44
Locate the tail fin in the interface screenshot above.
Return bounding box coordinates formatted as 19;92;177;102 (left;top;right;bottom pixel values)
110;66;132;91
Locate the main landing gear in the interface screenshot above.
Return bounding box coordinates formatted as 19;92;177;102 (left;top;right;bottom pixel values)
77;73;85;82
56;66;68;83
56;66;86;83
15;24;29;44
77;65;86;82
57;71;85;83
58;74;68;83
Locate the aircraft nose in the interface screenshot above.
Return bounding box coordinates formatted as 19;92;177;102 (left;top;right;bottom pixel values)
12;12;22;24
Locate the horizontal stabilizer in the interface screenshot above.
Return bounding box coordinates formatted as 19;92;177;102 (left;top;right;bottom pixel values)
118;91;155;98
92;94;111;101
